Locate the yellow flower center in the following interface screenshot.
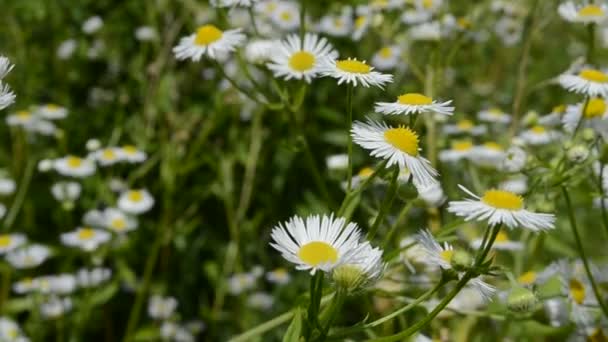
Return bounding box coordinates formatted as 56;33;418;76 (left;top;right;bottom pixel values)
495;231;509;243
481;189;524;210
46;104;60;111
457;119;473;130
531;125;546;134
111;218;127;231
379;47;393;59
488;107;503;116
422;0;434;9
569;278;586;304
17;110;31;119
102;149;116;160
333;18;344;28
451;140;473;151
578;5;604;17
518;271;537;285
336;60;371;74
358;167;374;178
78;228;96;240
553;104;566;113
484;142;503;151
297;241;338;266
383;127;420;156
279;11;292;21
579;69;608;83
288;51;315;72
355;16;366;29
128;190;143;202
440;249;453;263
585;98;607;118
194;25;223;46
273;268;287;278
122;145;138;155
0;235;12;248
397;93;432;105
457;17;471;29
67;156;83;168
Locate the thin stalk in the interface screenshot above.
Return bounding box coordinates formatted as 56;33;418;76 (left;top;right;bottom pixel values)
598;163;608;239
213;61;268;106
561;186;608;318
4;157;35;230
299;0;306;45
337;160;388;217
300;136;333;207
588;23;596;64
306;272;324;338
367;167;399;240
346;84;354;192
382;202;413;249
475;225;501;266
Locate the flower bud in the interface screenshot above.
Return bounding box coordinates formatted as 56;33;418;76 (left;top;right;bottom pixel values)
38;159;53;172
501;147;527;172
332;265;366;293
582;128;596;142
507;286;537;313
86;138;101;151
450;250;473;271
567;145;589;163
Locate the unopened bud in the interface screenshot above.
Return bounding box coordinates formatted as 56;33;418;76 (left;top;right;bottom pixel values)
333;265;365;293
450;250;473;271
507;286;538;313
582;128;595;142
567;145;589;163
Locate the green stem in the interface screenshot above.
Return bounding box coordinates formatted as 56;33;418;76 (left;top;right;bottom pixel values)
561;186;608;318
588;23;596;64
299;0;306;45
337;160;388;217
598;163;608;239
346;84;354;192
319;289;345;341
382;201;413;249
299;135;333;207
306;272;324;338
4;157;35;230
475;224;501;265
213;61;268;106
367;167;399;240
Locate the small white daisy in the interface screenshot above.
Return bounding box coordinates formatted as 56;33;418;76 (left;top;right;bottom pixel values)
559;2;608;24
0;82;15;111
443;119;488;136
409;21;442;41
559;67;608;97
6;244;51;269
118;189;154;215
401;9;433;25
245;39;276;64
56;39;77;60
228;272;258;295
494;17;523;46
418;183;446;207
40;296;72;319
470;230;523;251
318;14;352;37
60;227;111;251
351;120;438;189
326;154;349;171
0;56;14;80
562;98;608;133
0;234;26;254
119;145;147;163
173;24;245;61
448;185;555;231
103;207;138;234
469;142;506;166
321;58;393;88
36;104;68;120
82;15;103;34
370;45;402;71
477;107;511;124
50;181;82;202
265;267;291;285
0;317;27;341
539;104;567;126
557;260;597;306
91;147;123;166
135;26;157;41
267;33;338;83
0;178;16;195
36;274;77;295
270;214;363;275
247;292;274;311
269;2;300;31
148;295;178;320
519;125;559;146
375;92;454;116
54;155;96;178
501;146;527;172
6;110;35;127
499;177;528;195
439;140;474;163
333;242;385;291
76;267;112;288
352;14;371;41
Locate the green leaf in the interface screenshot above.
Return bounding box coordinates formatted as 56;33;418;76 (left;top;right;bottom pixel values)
89;281;119;306
282;308;303;342
133;325;160;341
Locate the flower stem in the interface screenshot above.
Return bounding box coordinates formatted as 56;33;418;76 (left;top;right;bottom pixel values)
346;84;354;192
598;163;608;239
3;156;35;231
367;167;399;240
561;186;608;318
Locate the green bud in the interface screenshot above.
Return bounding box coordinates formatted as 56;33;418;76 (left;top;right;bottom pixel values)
450;250;473;271
507;286;537;313
563;139;574;150
332;265;365;294
61;201;74;211
582;128;596;142
567;145;589;163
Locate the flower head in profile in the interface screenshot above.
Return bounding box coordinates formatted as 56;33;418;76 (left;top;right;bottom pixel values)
267;33;338;83
60;227;111;251
6;244;51;269
270;214;364;274
173;24;245;61
351;120;438;189
439;140;474;163
332;242;384;293
36;104;68;120
470;230;523;251
76;267;112;288
559;67;608;97
54;155;96;178
117;189;154;215
559;2;608;24
477;107;511;124
321;58;393;88
0;234;26;255
0;317;28;341
375;92;454;116
518;125;559;146
370;45;402;71
448;185;555;231
102;208;138;234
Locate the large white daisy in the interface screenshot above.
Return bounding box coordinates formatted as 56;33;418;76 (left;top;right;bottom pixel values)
320;58;393;88
558;2;608;24
559;67;608;97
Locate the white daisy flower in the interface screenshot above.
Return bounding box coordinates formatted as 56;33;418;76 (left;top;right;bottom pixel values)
539;104;567;126
36;104;68;120
439;140;474;163
443;119;488;136
117;189;155;215
557;260;597;306
469;142;507;166
56;39;77;60
318;14;352;37
499;177;528;195
375;92;454;116
245;39;276;64
40;296;72;319
27;119;57;136
418;183;446;207
562;98;608;133
0;82;15;111
5;244;51;269
91;147;123;166
519;125;559;146
270;214;364;275
470;230;523;251
351;120;438;189
103;207;138;234
0;178;15;195
448;185;556;231
347;166;376;189
51;181;81;202
559;67;608;97
76;267;112;288
6;110;35;127
494;17;522;46
148;295;178;320
401;10;433;25
228;272;258;295
370;46;402;71
173;25;245;61
135;26;157;41
320;58;393;88
414;0;443;12
267;33;338;83
269;2;300;31
82;16;103;34
119;145;147;163
0;56;14;80
247;291;274;311
0;234;26;254
36;274;77;295
211;0;260;7
86;138;101;151
558;2;608;24
265;267;291;285
409;21;442;41
477;107;511;124
0;317;27;342
13;277;38;294
352;14;371;41
60;227;111;251
160;321;195;342
501;146;527;172
326;154;349;171
82;209;106;228
54;155;96;178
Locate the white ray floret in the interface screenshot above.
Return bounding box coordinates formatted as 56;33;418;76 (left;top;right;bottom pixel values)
375;93;453;116
173;24;245;61
320;58;393;88
558;67;608;97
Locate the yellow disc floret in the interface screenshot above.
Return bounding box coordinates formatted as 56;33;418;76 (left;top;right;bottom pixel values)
288;51;315;72
579;69;608;83
297;241;338;266
384;126;420;156
397;93;433;105
481;189;524;210
336;59;371;74
585;98;607;118
578;5;604;17
194;25;223;46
